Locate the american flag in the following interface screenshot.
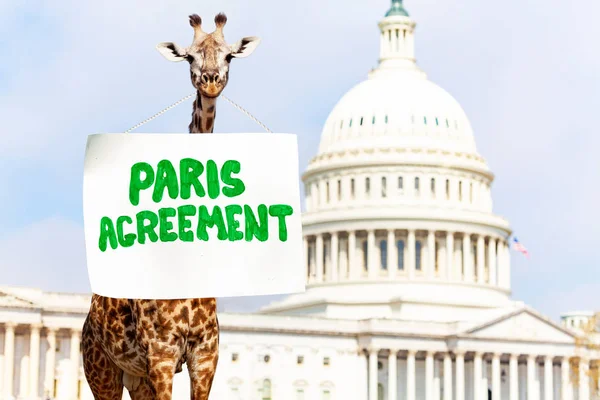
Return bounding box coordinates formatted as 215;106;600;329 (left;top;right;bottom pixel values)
512;237;530;258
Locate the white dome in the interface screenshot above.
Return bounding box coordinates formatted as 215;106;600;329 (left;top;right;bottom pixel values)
318;71;478;157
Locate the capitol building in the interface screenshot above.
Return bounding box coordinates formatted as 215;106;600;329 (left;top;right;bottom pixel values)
0;1;598;400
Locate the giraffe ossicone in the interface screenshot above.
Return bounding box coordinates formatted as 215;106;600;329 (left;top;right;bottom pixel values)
156;13;261;133
82;13;260;400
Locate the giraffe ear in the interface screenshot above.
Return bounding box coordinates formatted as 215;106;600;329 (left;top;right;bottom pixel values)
230;37;261;59
156;42;188;62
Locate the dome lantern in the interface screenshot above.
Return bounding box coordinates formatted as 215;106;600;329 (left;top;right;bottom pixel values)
377;0;417;72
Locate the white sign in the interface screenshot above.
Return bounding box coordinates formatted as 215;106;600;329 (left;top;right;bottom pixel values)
83;133;305;299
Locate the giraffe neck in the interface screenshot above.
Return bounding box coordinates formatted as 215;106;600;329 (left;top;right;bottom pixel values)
189;92;217;134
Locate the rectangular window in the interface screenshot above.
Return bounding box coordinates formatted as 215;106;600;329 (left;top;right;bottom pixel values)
296;389;305;400
434;240;439;273
469;182;473;203
381;177;387;198
351;178;355;199
397;240;405;270
398;176;404;190
363;241;368;271
297;355;304;365
380;240;388;270
445;179;450;200
365;177;371;196
415;240;422;271
337;179;341;201
458;181;462;201
431;178;435;196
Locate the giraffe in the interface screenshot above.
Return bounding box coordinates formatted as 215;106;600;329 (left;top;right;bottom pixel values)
82;13;260;400
156;13;261;133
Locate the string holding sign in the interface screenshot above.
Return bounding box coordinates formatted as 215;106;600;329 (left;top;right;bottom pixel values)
124;93;272;134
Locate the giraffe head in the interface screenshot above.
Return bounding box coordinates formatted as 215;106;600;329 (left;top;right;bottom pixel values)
157;13;261;98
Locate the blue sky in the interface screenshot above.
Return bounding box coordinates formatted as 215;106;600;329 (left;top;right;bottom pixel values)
1;0;599;321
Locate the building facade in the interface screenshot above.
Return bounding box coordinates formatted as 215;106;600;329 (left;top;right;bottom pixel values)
0;1;598;400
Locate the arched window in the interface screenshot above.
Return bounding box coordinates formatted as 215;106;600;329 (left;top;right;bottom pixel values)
295;389;305;400
458;181;463;201
365;177;371;196
351;178;355;199
397;240;405;270
326;181;330;203
415;177;420;193
362;241;368;271
337;180;341;201
380;240;388;270
322;390;331;400
415;241;422;271
445;179;450;200
398;176;404;191
381;177;387;198
260;379;272;400
431;178;435;195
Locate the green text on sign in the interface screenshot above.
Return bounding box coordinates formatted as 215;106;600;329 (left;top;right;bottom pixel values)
97;158;294;252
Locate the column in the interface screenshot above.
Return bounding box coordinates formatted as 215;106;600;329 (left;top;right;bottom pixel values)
476;236;485;283
70;329;81;400
445;232;454;280
427;230;436;278
331;232;339;282
473;352;482;400
303;236;309;281
4;322;16;400
348;231;357;279
579;358;589;400
443;353;452;400
425;352;434;400
368;348;378;400
544;356;553;400
492;353;501;400
30;324;42;399
407;350;416;400
462;234;472;282
316;234;324;282
509;354;519;400
367;230;376;279
388;350;397;400
527;355;536;400
388;230;397;279
455;351;465;400
488;238;497;285
44;328;57;398
561;357;571;400
407;230;416;279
